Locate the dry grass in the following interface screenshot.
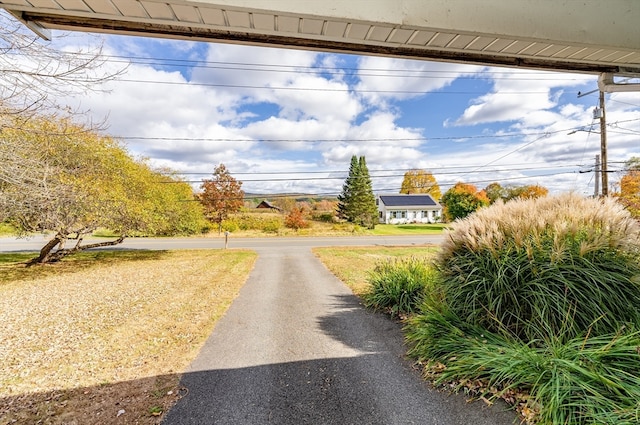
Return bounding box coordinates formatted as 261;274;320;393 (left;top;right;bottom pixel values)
313;246;439;296
0;249;257;425
441;193;640;258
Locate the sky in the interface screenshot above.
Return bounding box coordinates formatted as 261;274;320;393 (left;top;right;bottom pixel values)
45;26;640;198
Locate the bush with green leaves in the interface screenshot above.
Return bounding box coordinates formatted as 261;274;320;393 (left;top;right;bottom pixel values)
312;211;336;223
437;193;640;342
223;214;283;233
364;257;438;317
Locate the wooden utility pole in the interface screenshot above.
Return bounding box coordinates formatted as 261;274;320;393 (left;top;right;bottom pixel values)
594;154;600;197
599;90;608;196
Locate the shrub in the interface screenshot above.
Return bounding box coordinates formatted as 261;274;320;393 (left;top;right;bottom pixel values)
405;309;640;425
285;206;310;230
312;211;336;223
261;217;283;233
226;213;283;233
405;193;640;424
437;193;640;343
221;219;239;232
363;257;438;317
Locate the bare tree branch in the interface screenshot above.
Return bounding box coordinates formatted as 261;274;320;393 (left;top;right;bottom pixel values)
0;11;127;115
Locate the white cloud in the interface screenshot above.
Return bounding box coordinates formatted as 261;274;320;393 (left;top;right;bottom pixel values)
356;56;483;106
43;31;639;197
191;44;318;104
451;69;594;126
322;111;425;167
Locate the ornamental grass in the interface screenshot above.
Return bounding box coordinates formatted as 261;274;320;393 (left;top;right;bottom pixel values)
363;257;438;317
405;194;640;424
406;311;640;425
437;193;640;343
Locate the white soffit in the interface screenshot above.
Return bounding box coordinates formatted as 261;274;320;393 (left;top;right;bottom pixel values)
2;0;639;75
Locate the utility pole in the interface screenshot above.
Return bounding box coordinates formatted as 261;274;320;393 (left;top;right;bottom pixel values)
594;154;600;197
598;90;608;196
578;85;608;197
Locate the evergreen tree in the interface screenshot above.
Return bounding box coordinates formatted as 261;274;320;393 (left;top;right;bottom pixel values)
355;156;378;229
337;155;378;228
337;155;360;221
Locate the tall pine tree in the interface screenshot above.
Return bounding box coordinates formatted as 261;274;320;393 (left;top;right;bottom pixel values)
337;155;359;221
337;155;377;228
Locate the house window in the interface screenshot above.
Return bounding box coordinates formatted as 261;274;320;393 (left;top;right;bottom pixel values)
390;211;406;219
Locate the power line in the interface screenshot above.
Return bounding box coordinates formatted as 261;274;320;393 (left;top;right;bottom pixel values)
176;162;582;176
66;52;596;81
164;166;582;184
114;77;551;95
116;122;637;143
180;170;581;202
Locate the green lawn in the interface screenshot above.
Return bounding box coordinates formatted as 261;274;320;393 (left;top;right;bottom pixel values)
369;223;448;235
313;246;439;295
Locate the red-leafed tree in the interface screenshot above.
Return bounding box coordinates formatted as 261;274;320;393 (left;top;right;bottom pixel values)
285;205;311;231
200;164;244;233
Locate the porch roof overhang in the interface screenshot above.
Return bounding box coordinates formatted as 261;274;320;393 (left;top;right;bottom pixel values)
1;0;640;77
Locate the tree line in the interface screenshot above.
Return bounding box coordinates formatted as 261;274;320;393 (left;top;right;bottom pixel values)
3;121;638;265
3;14;638;265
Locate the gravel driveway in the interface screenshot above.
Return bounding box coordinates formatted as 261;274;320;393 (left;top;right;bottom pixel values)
162;246;517;425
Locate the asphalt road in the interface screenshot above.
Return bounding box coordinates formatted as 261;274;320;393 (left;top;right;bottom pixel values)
162;245;517;425
0;235;445;252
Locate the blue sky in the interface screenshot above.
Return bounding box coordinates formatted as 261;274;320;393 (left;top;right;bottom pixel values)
52;30;640;197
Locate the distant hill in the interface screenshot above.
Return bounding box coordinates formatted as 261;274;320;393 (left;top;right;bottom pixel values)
244;193;338;202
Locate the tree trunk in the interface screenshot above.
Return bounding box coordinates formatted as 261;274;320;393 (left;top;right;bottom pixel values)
29;235;126;264
29;235;63;265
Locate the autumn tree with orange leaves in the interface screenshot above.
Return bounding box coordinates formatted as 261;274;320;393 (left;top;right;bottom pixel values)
440;182;490;221
617;157;640;218
483;182;548;204
200;164;245;233
285;205;311;231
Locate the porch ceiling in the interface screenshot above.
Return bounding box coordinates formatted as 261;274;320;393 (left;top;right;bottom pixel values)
2;0;639;75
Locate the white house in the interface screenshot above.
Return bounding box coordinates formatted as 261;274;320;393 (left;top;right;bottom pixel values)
376;194;442;224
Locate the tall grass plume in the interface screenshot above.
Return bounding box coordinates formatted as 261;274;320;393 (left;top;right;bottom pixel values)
438;193;640;342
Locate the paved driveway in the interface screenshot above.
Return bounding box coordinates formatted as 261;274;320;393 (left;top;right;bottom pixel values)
162;246;516;425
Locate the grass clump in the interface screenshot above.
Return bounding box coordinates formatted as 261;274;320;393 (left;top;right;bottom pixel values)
438;193;640;343
363;257;438;317
406;311;640;425
405;193;640;424
313;246;439;296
